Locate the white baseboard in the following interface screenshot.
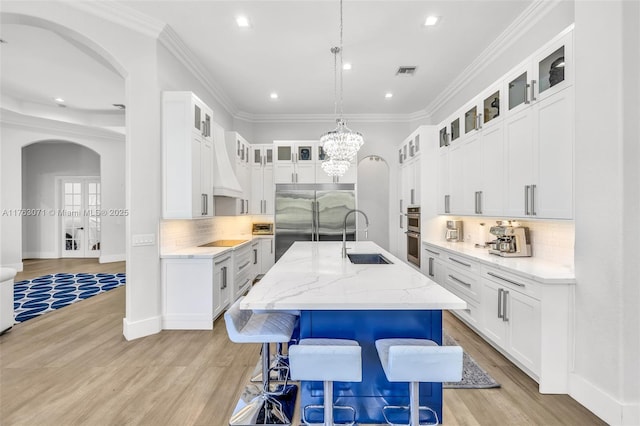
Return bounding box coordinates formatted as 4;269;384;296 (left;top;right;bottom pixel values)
2;262;23;272
122;316;162;341
162;314;214;330
99;254;126;264
569;372;638;425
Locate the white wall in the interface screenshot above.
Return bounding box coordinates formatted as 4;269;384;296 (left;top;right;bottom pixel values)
572;2;640;424
21;142;100;258
357;156;390;250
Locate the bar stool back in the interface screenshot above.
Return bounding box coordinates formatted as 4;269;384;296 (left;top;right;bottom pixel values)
375;338;463;426
224;297;298;425
289;338;362;426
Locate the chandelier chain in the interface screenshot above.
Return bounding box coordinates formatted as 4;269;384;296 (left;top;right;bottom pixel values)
339;0;344;118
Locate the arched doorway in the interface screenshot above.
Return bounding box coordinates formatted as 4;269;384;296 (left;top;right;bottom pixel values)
22;141;101;259
357;155;390;250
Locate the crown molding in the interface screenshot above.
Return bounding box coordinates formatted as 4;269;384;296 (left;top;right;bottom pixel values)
0;108;125;142
233;111;424;124
424;0;562;117
63;0;165;39
158;26;239;115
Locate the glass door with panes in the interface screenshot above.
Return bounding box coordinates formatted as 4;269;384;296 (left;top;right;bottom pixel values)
61;178;101;258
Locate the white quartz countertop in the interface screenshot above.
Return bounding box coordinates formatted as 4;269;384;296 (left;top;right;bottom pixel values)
423;240;575;284
240;241;467;311
160;239;256;259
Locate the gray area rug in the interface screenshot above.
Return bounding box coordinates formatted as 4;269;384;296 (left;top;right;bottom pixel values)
443;333;500;389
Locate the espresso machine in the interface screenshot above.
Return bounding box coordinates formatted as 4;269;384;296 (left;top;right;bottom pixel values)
488;223;532;257
445;220;463;242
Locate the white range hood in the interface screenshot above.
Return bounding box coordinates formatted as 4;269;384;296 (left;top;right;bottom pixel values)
211;123;243;198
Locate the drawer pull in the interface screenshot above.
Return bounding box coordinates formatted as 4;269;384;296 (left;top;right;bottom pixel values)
214;256;231;265
487;272;525;287
448;274;471;287
425;248;440;256
238;261;251;271
449;257;471;268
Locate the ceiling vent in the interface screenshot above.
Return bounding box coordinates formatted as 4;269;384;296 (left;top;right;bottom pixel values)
396;66;417;76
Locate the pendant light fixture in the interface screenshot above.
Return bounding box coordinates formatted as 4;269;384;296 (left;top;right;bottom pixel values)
320;0;364;176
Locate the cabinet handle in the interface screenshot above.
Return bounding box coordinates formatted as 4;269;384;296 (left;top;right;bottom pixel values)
448;274;471;287
530;80;537;102
475;191;482;214
487;272;525;287
445;194;450;213
291;153;294;162
428;257;434;277
215;256;231;265
201;194;207;215
524;185;530;215
449;257;471;268
245;199;249;214
239;261;251;271
531;184;536;216
477;114;483;130
291;173;294;183
220;266;227;289
498;288;503;319
503;290;509;322
410;189;415;205
425;248;440;256
524;83;531;104
253;249;258;265
399;214;403;229
400;199;403;213
270;239;273;254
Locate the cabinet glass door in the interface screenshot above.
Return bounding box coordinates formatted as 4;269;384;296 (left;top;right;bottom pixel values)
253;148;262;165
538;46;565;94
508;72;528;110
318;146;328;161
193;104;202;132
439;127;449;147
265;148;273;164
451;118;460;141
277;145;292;162
465;106;477;134
414;134;420;153
298;145;313;161
483;91;500;124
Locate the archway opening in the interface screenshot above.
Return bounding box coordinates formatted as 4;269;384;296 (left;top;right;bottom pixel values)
357;155;390;250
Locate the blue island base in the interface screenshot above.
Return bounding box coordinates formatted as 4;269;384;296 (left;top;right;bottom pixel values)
298;310;443;424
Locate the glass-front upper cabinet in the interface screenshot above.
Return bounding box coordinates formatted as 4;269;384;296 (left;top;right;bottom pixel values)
464;105;478;134
505;26;573;115
451;117;460;142
439;124;449;147
483;90;501;125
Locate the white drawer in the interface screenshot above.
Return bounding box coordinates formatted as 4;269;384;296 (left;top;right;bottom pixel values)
482;266;541;300
445;265;481;303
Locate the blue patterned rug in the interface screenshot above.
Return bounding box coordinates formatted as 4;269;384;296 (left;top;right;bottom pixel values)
13;273;126;323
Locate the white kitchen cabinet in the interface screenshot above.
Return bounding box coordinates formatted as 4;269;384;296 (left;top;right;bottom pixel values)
232;243;254;301
274;141;317;183
504;86;573;219
422;244;444;285
250;144;274;214
481;273;541;375
436;139;450;215
162;91;213;219
213;253;232;318
259;237;275;274
216;132;251;215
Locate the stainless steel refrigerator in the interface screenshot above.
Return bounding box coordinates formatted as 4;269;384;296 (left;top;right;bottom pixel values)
275;183;356;261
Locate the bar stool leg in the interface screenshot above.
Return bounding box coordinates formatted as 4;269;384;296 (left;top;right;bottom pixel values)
324;380;333;426
410;382;419;426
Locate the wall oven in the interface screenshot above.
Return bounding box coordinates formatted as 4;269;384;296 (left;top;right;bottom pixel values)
406;206;420;267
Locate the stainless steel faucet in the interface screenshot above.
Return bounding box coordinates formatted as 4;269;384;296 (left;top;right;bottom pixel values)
342;209;369;258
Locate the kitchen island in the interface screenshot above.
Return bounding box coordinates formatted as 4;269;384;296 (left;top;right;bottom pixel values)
241;241;466;424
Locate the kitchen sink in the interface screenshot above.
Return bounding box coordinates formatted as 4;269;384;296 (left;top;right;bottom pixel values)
347;253;393;264
198;240;248;247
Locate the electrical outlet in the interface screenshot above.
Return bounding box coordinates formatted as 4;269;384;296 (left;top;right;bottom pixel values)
132;234;155;246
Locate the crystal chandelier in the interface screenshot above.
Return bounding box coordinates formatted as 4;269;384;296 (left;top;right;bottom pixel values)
321;0;363;176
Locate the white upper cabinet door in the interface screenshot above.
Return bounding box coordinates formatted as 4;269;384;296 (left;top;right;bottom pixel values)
504;108;535;218
532;86;574;219
532;28;573;102
479;123;505;217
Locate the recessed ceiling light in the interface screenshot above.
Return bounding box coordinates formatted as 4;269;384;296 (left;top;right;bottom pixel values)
424;16;440;26
236;16;251;28
343;63;352;71
270;92;278;100
54;97;65;103
385;93;393;99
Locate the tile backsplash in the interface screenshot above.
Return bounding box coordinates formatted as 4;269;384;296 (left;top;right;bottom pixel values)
160;215;267;251
427;216;575;266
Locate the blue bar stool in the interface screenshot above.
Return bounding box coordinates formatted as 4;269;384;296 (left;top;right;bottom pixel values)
375;338;463;426
289;338;362;426
224;297;298;425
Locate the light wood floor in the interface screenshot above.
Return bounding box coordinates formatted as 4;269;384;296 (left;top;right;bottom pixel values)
1;259;605;425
